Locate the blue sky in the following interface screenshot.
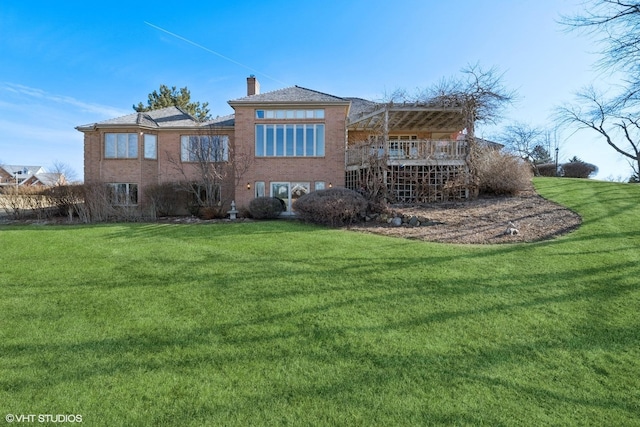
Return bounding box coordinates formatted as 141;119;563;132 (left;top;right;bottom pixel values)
0;0;633;180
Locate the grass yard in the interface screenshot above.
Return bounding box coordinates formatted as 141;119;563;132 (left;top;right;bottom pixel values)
1;178;639;426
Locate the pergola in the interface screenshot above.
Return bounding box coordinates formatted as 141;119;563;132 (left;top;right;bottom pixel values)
346;102;468;135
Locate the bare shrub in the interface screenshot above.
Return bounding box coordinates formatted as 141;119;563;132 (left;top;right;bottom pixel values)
536;163;558;177
77;183;117;223
238;205;251;218
293;188;367;226
144;182;185;218
26;188;52;219
561;161;598;178
0;183;150;223
0;186;52;219
45;185;85;221
249;197;284;219
475;148;533;195
198;206;227;220
0;186;27;219
70;183;147;223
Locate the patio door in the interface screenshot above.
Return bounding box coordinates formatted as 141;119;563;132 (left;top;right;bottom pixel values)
271;182;310;213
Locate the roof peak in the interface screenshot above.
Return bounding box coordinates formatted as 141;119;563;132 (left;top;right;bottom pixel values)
229;85;349;104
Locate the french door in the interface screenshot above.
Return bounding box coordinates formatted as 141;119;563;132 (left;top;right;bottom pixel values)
271;182;310;213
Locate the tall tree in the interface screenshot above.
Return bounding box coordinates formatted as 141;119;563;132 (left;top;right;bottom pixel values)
134;85;210;121
559;1;640;177
562;0;640;104
531;145;553;164
556;86;640;178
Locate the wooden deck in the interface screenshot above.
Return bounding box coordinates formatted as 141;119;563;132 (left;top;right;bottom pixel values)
346;139;467;169
344;139;471;202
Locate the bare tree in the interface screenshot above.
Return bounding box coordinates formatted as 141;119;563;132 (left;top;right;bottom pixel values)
541;127;564;168
420;63;517;133
426;64;518;193
561;1;640;104
167;124;252;217
556;86;640;178
384;64;517;133
49;160;77;184
497;122;544;161
560;1;640;178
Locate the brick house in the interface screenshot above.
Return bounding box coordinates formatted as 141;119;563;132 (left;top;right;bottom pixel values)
0;165;65;187
77;76;471;215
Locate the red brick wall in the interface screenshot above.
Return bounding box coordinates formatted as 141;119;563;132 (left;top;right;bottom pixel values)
81;103;348;213
232;104;348;210
83;127;236;209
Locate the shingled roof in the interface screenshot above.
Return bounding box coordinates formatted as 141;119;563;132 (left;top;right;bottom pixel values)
76;106;234;131
229;86;350;105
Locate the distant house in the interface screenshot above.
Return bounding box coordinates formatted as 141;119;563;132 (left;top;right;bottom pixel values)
77;76;475;214
0;165;65;187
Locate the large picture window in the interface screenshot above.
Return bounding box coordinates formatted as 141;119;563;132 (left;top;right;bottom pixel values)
181;135;229;162
109;183;138;205
105;133;138;159
255;124;325;157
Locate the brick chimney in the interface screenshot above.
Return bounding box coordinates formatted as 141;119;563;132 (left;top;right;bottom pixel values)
247;75;260;96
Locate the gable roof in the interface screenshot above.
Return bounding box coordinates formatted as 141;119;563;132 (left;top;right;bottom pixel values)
23;173;65;186
229;86;350;105
1;165;45;177
0;166;65;187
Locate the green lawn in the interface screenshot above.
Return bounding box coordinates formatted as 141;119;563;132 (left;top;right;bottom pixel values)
1;178;638;426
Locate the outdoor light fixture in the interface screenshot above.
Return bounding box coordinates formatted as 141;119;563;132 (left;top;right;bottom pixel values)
247;182;251;190
329;182;332;188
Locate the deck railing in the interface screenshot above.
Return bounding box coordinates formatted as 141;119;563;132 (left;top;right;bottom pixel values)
346;139;467;166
